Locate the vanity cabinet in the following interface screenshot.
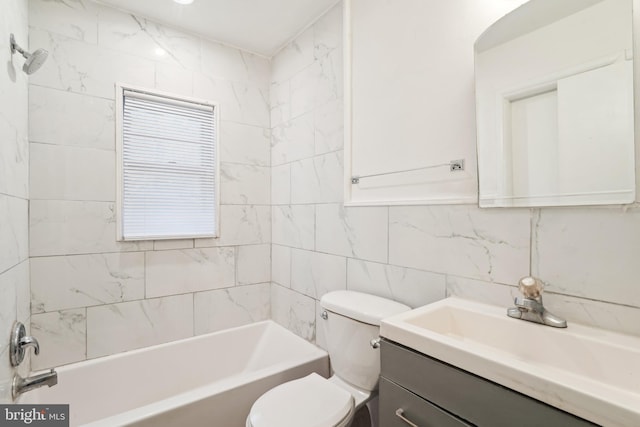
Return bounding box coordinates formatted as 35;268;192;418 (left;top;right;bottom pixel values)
379;339;598;427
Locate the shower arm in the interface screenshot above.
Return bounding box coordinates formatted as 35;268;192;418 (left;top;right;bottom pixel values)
10;34;28;58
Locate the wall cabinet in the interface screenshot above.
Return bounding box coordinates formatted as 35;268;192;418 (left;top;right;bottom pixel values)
344;0;524;206
379;339;597;427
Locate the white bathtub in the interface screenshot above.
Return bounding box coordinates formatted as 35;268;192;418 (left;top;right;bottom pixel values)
23;321;329;427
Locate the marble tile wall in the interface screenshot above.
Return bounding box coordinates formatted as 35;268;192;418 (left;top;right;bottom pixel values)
27;0;271;370
269;4;447;344
270;2;640;345
15;0;640;377
0;0;30;403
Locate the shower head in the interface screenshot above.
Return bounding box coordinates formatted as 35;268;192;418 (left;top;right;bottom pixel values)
22;48;48;74
9;33;48;75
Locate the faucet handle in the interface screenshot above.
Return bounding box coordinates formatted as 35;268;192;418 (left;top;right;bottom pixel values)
10;322;40;367
518;276;544;298
18;335;40;356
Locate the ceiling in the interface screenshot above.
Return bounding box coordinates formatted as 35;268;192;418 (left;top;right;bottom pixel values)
96;0;341;57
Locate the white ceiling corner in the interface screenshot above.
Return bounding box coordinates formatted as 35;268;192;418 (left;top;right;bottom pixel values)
94;0;341;57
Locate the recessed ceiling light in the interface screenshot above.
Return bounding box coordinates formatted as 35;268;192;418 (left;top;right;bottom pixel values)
173;0;194;5
154;47;166;56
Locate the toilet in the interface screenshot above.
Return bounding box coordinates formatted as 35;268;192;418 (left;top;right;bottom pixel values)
246;290;410;427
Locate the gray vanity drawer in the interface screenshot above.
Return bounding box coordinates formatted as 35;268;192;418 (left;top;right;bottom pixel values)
380;339;598;427
380;377;471;427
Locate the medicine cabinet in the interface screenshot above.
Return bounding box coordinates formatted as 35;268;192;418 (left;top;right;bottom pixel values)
475;0;635;207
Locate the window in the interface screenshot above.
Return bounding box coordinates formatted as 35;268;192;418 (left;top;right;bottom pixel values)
116;84;219;240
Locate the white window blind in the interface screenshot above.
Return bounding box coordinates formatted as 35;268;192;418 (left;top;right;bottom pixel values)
118;87;218;240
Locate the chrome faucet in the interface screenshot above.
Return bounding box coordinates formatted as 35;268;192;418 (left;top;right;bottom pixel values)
12;369;58;399
9;321;60;398
507;277;567;328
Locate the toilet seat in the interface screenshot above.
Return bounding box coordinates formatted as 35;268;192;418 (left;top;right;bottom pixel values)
247;373;354;427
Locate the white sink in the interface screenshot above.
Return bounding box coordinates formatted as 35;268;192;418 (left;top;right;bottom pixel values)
380;297;640;427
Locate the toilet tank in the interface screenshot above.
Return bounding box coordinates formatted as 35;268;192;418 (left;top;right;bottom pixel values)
320;291;410;392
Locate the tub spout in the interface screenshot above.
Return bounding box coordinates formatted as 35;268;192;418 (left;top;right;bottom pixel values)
12;369;58;399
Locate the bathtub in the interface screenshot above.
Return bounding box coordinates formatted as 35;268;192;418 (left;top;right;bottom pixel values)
23;321;329;427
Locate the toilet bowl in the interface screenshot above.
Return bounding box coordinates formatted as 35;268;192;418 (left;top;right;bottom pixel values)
246;373;355;427
246;291;410;427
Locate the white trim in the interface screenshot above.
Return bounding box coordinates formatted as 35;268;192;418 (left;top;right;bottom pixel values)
114;82;221;241
115;83;125;241
480;189;635;208
635;0;640;203
343;0;353;206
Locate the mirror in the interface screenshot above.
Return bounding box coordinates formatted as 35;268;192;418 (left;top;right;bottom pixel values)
475;0;635;207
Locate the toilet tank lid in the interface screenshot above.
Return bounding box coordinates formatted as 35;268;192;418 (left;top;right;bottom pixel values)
320;291;411;326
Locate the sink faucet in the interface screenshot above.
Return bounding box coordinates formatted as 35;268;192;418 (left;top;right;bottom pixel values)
12;369;58;399
507;277;567;328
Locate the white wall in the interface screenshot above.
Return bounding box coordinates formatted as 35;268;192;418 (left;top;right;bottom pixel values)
0;0;30;403
27;0;272;369
270;1;640;348
14;0;640;374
